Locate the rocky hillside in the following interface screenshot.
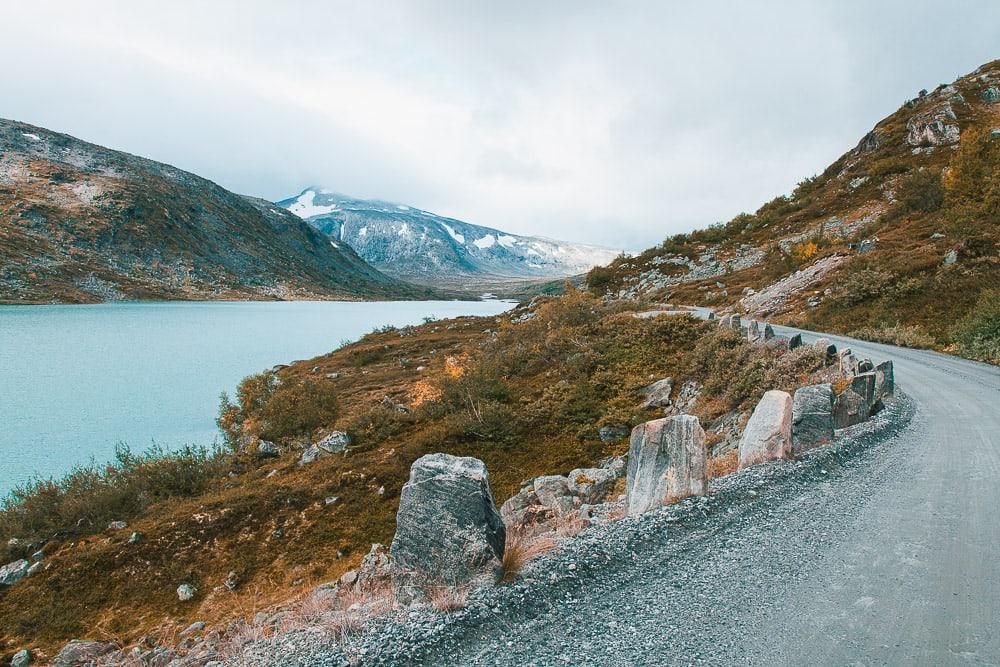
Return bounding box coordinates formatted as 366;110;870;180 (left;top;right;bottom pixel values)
0;291;834;661
0;120;420;303
588;59;1000;363
278;188;620;288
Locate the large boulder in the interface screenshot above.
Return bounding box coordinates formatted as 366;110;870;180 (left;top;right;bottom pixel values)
625;415;707;516
53;640;118;666
833;373;877;428
738;390;793;469
791;384;835;455
0;559;29;587
639;378;673;409
390;454;505;603
875;360;894;400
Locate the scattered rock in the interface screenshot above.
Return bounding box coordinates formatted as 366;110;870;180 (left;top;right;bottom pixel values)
30;549;44;562
256;441;279;458
177;583;198;601
761;322;775;341
224;571;239;592
906;103;961;146
788;333;803;350
840;353;860;377
317;431;352;454
746;320;761;342
180;621;206;636
625;415;707;516
390;453;505;604
791;384;835;455
299;444;322;466
597;425;630;442
739;390;793;469
943;249;958;265
26;562;42;577
982;86;1000;104
11;648;30;667
128;531;143;545
833;373;877;429
0;559;29;587
53;640;117;667
324;496;341;506
639;378;674;409
107;520;127;531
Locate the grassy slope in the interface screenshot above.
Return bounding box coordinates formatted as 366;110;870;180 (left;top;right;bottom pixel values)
590;60;1000;358
0;290;829;657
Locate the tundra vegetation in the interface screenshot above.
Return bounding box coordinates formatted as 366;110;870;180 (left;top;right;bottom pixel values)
0;289;829;658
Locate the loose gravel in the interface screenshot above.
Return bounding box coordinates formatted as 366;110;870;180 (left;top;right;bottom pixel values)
230;394;916;667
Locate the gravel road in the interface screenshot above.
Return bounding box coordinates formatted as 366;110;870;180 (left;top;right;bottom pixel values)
235;327;1000;666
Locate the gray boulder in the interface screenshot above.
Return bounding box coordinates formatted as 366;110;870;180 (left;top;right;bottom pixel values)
299;444;322;466
639;378;673;409
788;333;803;350
177;583;197;601
840;353;859;377
746;320;761;341
739;390;793;469
317;431;352;453
53;640;117;667
0;559;29;587
566;467;617;504
390;454;505;603
531;475;576;514
762;323;775;341
256;441;279;458
625;415;707;516
11;649;29;667
875;360;895;400
833;373;877;428
792;384;835;455
107;520;127;531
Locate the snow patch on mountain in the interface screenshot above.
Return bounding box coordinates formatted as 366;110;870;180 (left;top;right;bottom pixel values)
277;187;621;284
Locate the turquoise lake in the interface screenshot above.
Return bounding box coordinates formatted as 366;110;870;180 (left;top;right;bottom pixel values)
0;300;513;497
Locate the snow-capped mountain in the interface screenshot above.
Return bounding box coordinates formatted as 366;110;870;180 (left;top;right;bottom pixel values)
277;188;621;286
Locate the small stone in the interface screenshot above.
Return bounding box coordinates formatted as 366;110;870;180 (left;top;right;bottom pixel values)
316;431;352;454
325;496;341;506
53;640;116;666
271;528;284;540
26;561;43;577
30;549;44;562
224;571;239;591
107;520;128;531
177;583;197;601
11;648;30;667
256;441;279;458
128;531;144;544
180;621;206;636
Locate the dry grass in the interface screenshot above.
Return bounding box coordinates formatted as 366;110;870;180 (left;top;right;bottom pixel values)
500;529;560;583
708;450;739;479
427;585;469;613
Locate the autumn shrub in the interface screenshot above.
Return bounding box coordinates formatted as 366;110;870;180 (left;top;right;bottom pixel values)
951;290;1000;364
831;268;896;306
0;443;226;548
849;323;936;349
346;406;411;448
218;374;339;448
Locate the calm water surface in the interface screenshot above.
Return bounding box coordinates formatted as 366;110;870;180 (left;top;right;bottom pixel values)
0;300;513;496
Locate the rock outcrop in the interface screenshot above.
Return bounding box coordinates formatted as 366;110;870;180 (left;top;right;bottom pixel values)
639;378;674;409
390;453;505;603
791;384;835;455
53;640;118;667
625;415;707;516
738;390;793;468
501;458;624;532
833;373;877;428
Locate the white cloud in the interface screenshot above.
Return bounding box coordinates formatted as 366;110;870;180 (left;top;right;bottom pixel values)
2;1;999;249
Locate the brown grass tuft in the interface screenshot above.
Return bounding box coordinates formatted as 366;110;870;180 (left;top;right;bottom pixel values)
708;450;739;479
500;529;560;583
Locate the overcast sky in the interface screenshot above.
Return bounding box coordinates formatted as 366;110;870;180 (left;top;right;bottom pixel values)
3;1;999;248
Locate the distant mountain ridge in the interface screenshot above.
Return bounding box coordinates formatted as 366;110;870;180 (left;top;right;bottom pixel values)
0;120;417;303
278;188;621;286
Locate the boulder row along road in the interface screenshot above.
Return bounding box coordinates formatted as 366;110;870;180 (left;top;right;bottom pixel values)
242;323;1000;666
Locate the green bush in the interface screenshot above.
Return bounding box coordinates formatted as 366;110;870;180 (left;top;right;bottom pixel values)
952;290;1000;363
0;444;226;548
585;265;615;295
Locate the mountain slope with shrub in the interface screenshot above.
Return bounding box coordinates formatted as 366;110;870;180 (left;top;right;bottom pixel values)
0;119;420;303
0;290;831;659
589;59;1000;364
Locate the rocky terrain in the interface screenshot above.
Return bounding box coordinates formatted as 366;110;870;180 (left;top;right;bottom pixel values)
588;59;1000;365
279;188;620;289
0;120;420;303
